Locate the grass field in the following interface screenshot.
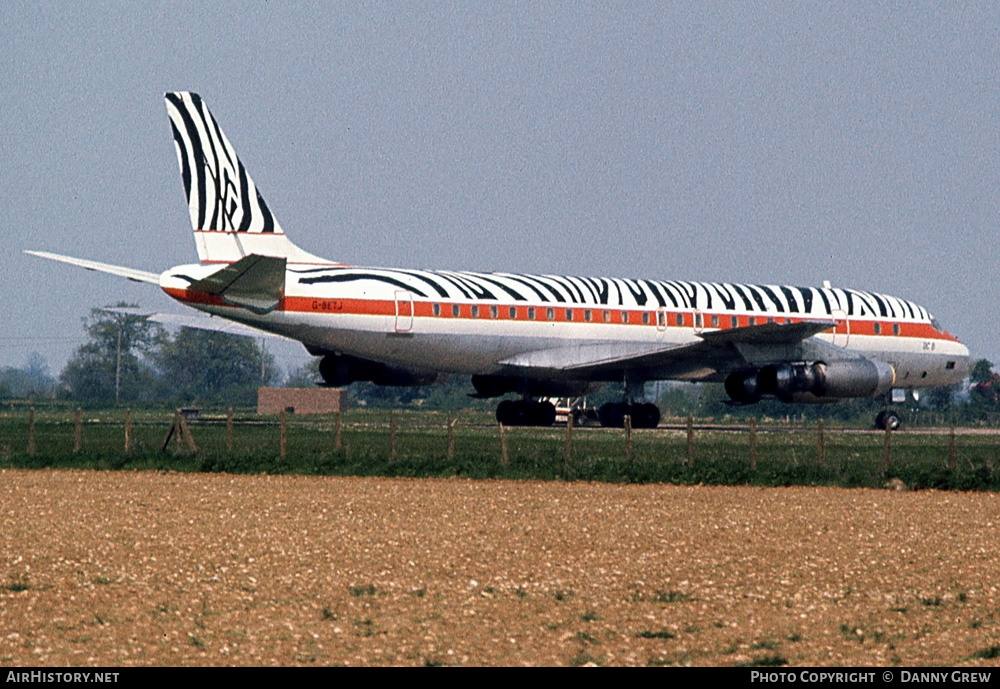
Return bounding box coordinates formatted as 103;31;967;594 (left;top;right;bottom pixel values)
1;407;997;490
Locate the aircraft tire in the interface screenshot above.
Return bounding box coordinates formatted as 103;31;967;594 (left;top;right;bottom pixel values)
598;402;627;428
532;401;557;427
634;403;661;429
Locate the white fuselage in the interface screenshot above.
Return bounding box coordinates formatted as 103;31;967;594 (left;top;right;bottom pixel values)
161;262;970;389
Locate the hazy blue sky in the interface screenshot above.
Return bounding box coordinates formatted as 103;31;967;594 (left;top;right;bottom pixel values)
3;2;998;377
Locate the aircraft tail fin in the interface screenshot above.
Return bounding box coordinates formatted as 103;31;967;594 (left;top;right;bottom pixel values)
164;92;332;266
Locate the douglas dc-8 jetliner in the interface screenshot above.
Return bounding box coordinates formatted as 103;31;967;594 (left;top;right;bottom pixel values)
29;92;970;429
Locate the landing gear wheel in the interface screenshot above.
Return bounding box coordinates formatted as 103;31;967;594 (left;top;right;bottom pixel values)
633;403;661;429
598;403;661;429
532;401;557;427
496;400;557;427
875;410;902;431
598;402;627;428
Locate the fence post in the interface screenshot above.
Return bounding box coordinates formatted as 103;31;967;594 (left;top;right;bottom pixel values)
27;407;36;457
447;418;456;460
624;415;633;462
565;412;573;465
749;416;757;471
280;409;286;459
948;426;957;471
686;416;694;468
124;408;132;454
334;409;343;450
817;419;825;467
881;424;892;478
498;422;509;466
390;411;397;462
226;408;234;452
74;408;82;454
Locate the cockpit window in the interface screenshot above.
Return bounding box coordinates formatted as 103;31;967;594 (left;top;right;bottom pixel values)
931;317;943;333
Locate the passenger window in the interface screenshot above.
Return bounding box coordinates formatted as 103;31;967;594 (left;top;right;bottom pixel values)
874;322;881;335
471;305;479;318
490;305;498;319
603;310;610;323
622;312;629;324
433;304;440;317
452;304;460;317
676;313;683;326
547;308;555;321
642;312;650;325
528;307;535;320
731;316;738;328
509;306;517;319
711;314;719;328
585;310;592;322
566;309;573;321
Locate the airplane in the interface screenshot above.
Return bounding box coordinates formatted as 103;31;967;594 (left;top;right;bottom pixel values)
28;92;971;430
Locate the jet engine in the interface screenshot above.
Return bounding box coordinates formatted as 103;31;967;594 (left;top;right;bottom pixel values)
318;353;439;387
724;360;895;404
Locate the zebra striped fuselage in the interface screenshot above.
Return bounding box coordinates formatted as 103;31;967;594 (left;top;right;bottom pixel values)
160;261;968;388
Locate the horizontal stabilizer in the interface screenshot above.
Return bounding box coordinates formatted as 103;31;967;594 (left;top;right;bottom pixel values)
188;254;286;314
147;312;295;341
25;250;160;284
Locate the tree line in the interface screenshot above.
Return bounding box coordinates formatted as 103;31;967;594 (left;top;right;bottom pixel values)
4;304;279;407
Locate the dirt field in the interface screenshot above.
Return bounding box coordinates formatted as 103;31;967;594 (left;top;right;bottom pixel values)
1;469;998;667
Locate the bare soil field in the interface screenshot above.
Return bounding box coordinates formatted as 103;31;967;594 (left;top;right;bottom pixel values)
1;469;998;667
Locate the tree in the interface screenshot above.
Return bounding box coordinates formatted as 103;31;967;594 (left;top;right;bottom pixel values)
155;327;278;406
0;353;56;399
59;304;163;404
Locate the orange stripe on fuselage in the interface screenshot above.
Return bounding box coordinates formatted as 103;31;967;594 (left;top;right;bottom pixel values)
161;288;961;343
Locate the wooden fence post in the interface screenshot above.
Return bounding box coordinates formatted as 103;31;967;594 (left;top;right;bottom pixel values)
498;422;509;466
27;407;35;457
686;416;694;468
390;411;397;462
749;417;757;471
447;418;456;459
948;426;957;471
280;409;287;459
564;412;573;465
817;419;825;467
624;415;633;462
124;408;132;454
74;408;82;454
881;424;892;478
334;409;343;450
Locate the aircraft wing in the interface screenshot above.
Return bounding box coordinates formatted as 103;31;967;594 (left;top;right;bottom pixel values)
499;319;850;381
25;250;161;284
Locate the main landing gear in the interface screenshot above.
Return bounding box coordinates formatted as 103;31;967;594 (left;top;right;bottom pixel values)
495;398;661;429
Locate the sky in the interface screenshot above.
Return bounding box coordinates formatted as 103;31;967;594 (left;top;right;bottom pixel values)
2;2;999;379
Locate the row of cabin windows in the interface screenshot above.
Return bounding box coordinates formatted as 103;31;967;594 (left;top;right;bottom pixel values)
426;303;906;334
